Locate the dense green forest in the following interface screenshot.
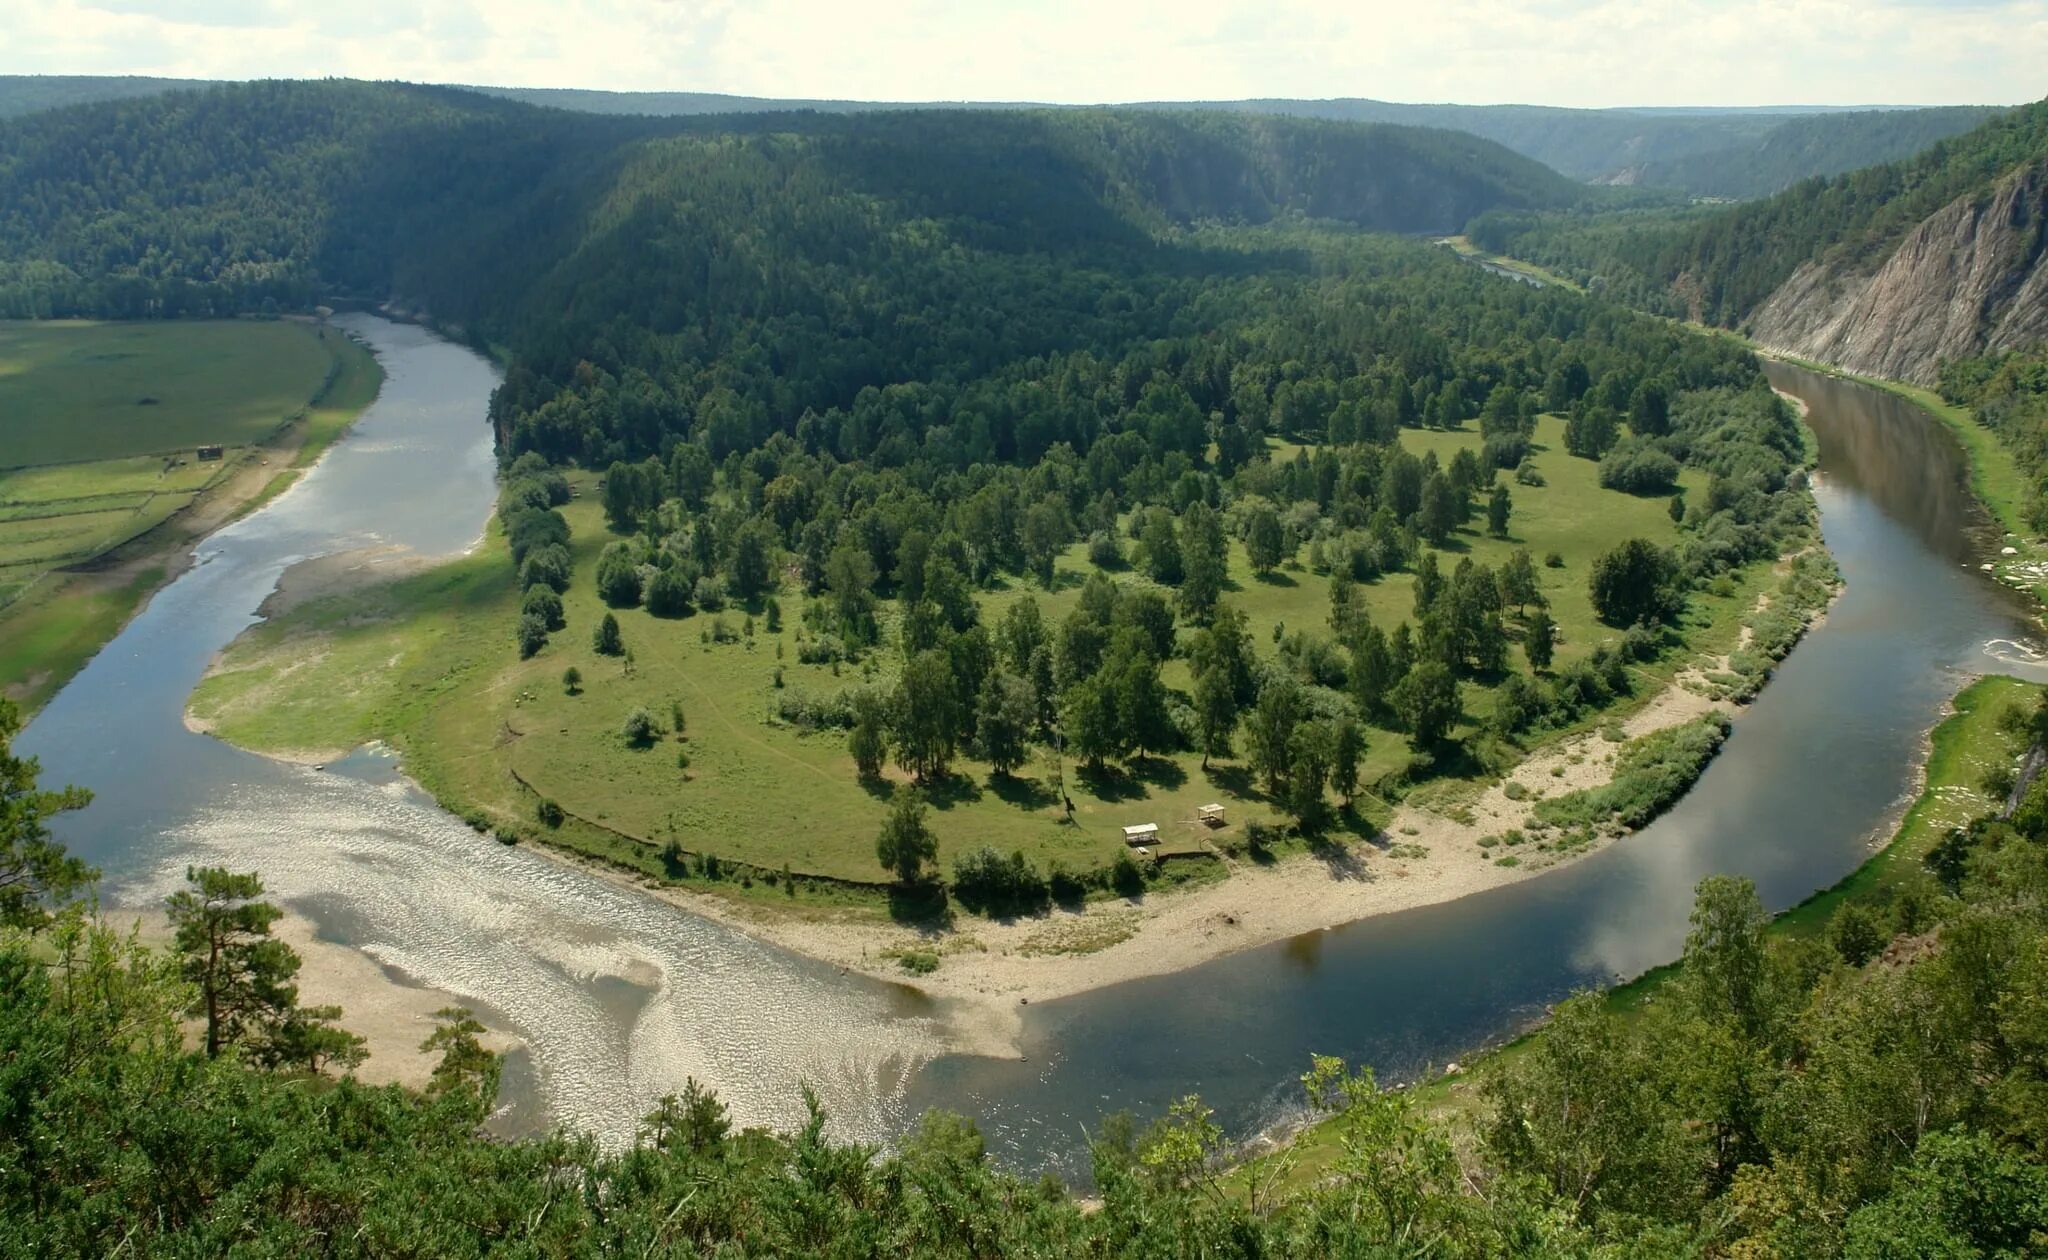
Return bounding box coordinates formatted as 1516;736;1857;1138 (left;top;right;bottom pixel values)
1620;105;2003;200
8;679;2048;1254
2;75;2002;198
0;80;1581;323
1942;349;2048;533
1465;98;2048;324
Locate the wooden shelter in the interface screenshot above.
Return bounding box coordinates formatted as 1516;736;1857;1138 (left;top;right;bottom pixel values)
1121;823;1159;847
1198;804;1225;826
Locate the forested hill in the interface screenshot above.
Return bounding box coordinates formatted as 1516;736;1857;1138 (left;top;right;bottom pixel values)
0;75;2001;198
0;79;1581;320
1605;105;2002;199
1466;97;2048;381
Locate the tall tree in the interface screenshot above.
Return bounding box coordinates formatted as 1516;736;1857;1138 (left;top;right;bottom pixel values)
166;866;362;1070
875;788;938;885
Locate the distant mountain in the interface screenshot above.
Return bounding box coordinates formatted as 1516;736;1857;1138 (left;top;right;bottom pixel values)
1616;106;2004;199
0;79;1584;325
0;75;2000;199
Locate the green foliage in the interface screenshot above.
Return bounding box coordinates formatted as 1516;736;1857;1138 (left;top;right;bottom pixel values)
0;698;95;932
1588;537;1678;628
876;788;938;885
1532;714;1731;831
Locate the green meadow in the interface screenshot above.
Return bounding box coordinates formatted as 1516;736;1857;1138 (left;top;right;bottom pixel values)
0;319;380;712
193;414;1784;900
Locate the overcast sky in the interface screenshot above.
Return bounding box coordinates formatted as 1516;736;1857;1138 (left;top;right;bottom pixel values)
4;0;2043;108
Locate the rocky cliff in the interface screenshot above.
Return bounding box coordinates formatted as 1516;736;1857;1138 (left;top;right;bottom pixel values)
1746;159;2048;384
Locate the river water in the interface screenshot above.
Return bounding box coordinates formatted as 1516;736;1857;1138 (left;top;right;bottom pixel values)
22;323;2047;1178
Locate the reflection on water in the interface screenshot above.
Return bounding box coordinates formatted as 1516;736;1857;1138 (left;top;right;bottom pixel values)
24;316;954;1149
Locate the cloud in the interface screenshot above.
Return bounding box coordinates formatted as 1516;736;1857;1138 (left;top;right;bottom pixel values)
1;0;2042;108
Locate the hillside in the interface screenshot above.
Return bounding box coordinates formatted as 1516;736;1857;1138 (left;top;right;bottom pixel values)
1468;98;2048;382
0;81;1581;324
1615;105;2002;199
0;75;2000;198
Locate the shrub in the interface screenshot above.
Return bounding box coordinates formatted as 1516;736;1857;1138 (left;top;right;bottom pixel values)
521;586;566;631
1111;849;1145;898
561;666;582;694
1087;531;1124;568
645;566;693;617
1544;550;1564;568
516;613;548;660
951;846;1049;914
622;707;661;748
536;799;565;828
1597;438;1682;494
896;950;939;975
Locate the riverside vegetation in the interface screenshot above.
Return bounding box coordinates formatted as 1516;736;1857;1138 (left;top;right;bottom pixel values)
12;677;2048;1254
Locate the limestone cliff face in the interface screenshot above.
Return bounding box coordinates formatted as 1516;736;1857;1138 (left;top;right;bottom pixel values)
1745;159;2048;384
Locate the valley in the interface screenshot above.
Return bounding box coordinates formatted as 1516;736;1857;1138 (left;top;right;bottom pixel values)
5;66;2048;1257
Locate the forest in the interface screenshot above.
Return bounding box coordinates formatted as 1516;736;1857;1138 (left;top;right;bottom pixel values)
8;675;2048;1255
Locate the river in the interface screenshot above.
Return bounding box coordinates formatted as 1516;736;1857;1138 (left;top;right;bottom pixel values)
22;323;2047;1179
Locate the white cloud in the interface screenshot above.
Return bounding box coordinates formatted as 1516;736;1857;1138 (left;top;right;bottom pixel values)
0;0;2041;107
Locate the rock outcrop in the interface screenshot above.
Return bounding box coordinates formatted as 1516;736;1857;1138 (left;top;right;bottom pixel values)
1746;159;2048;384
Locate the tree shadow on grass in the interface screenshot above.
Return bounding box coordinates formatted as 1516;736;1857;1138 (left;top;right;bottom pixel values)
921;772;983;810
1076;761;1147;803
989;772;1057;811
1202;762;1264;802
1252;570;1297;587
1127;754;1186;791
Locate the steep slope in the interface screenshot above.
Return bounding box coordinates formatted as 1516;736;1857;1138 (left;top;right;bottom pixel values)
1747;159;2048;380
1468;99;2048;382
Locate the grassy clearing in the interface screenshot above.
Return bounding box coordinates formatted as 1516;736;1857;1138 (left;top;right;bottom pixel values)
0;320;380;714
0;320;337;467
196;414;1790;912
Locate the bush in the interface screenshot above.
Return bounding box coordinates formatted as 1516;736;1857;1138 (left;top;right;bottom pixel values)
645;566;693;618
951;846;1049;914
1598;438;1682;494
1111;849;1145;898
1047;862;1087;905
1533;714;1730;831
536;799;565;828
1543;550;1564;568
622;707;661;748
1087;531;1124;568
521;585;566;631
896;950;940;975
516;613;548;659
1514;459;1546;487
798;634;848;665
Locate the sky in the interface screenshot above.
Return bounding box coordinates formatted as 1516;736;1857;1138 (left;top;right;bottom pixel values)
3;0;2044;109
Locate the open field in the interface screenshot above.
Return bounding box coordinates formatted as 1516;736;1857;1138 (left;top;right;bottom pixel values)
0;320;339;467
195;413;1782;904
0;319;381;713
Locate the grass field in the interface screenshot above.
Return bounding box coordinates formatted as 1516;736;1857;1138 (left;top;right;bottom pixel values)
0;319;381;713
193;413;1784;902
0;320;340;467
